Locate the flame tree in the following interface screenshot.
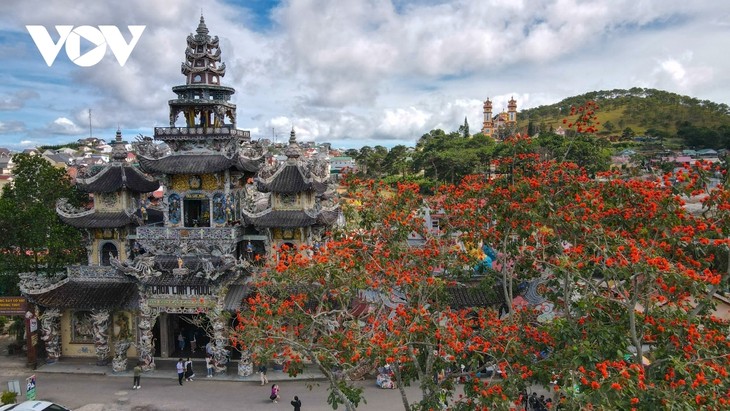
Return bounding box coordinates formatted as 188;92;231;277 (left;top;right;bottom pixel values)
232;103;729;410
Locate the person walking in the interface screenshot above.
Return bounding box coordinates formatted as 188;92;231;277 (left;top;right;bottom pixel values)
258;363;269;386
270;383;280;403
176;358;185;386
291;395;302;411
132;362;142;390
177;332;185;353
205;355;214;378
184;357;195;381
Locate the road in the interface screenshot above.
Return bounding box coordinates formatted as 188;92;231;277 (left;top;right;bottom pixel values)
0;370;433;411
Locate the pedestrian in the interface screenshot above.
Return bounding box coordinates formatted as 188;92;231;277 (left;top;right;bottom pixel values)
270;383;280;403
205;354;214;378
291;395;301;411
184;357;195;381
258;363;269;385
190;332;198;352
176;358;185;386
132;361;142;390
177;332;185;352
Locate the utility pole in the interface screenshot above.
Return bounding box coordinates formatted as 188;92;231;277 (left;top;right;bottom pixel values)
88;109;93;138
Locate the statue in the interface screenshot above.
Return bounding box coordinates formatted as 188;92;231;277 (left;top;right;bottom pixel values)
136;303;157;371
110;254;160;280
39;309;62;363
238;349;253;377
112;313;132;372
91;310;111;365
112;340;132;373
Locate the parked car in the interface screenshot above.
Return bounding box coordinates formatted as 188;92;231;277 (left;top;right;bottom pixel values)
0;401;70;411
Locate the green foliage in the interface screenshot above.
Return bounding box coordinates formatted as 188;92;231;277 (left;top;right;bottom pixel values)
519;87;730;140
327;381;365;410
0;154;86;287
1;390;18;405
677;122;730;149
8;318;24;342
412;130;496;184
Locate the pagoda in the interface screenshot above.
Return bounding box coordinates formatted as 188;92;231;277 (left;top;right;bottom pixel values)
242;128;340;251
19;16;340;375
22;130;159;366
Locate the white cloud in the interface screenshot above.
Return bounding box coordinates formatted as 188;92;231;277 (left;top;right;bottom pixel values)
0;90;39;110
0;0;729;149
0;120;26;134
45;117;84;135
653;53;714;92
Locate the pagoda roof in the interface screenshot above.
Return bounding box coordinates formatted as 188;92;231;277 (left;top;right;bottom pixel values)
257;163;328;194
58;209;139;229
317;208;341;226
138;153;235;174
445;286;504;309
77;163;159;193
27;277;137;310
242;208;319;228
236;154;264;173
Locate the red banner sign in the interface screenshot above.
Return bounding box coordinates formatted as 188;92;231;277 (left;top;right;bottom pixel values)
0;296;27;315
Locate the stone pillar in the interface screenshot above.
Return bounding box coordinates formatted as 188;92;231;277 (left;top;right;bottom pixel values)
39;309;61;363
209;309;229;375
238;349;253;376
91;309;110;365
137;302;157;371
159;313;169;358
112;340;131;373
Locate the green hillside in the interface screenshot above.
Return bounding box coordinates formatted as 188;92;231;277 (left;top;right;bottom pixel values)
518;87;730;137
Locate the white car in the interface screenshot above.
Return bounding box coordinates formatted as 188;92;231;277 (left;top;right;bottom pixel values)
0;401;70;411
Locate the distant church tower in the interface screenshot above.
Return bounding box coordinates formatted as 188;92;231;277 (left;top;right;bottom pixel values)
481;96;517;139
507;96;517;124
481;98;494;137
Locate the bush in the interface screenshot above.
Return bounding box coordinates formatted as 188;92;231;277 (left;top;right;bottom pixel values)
1;390;17;405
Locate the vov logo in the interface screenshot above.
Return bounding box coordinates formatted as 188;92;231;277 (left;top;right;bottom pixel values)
26;25;146;67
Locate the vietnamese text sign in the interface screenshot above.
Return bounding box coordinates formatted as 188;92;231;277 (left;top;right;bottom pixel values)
0;297;27;315
26;375;36;401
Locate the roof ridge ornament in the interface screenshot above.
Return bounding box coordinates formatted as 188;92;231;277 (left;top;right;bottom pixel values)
197;14;209;36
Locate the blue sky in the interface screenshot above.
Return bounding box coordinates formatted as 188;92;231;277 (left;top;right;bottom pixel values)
0;0;728;150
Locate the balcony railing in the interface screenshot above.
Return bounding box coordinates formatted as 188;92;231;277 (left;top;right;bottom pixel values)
153;126;250;140
135;226;245;255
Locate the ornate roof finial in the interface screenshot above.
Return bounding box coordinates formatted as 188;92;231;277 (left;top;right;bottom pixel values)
197;13;209;36
284;127;301;159
111;129;128;162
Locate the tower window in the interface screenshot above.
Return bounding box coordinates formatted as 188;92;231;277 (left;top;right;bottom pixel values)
100;242;118;266
193;74;202;83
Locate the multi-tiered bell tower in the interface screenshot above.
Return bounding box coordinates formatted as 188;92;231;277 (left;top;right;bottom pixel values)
169;15;236;129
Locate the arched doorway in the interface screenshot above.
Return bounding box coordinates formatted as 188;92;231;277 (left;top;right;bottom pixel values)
100;242;118;266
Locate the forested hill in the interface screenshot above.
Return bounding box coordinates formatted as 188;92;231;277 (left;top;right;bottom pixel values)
518;88;730;136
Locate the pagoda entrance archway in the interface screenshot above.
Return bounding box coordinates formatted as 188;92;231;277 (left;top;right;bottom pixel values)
184;197;210;227
153;313;211;358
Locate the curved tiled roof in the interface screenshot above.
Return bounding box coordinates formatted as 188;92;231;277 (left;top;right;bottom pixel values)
77;163;159;193
58;210;138;228
137;154;234;174
317;208;341;226
28;279;137;309
236;155;263;173
257;165;327;194
242;208;319;228
445;286;504;309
